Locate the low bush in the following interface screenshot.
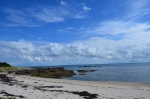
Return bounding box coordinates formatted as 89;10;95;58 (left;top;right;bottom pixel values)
0;62;11;67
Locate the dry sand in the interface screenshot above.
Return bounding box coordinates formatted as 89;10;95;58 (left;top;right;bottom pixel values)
0;73;150;99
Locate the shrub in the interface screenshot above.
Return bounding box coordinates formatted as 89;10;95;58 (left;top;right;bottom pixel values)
0;62;12;67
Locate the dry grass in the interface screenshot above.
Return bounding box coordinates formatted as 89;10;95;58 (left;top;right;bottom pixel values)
0;67;21;72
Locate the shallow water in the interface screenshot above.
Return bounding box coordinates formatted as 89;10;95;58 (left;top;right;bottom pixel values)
29;63;150;83
63;63;150;83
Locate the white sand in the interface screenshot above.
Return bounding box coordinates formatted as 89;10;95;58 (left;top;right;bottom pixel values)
0;74;150;99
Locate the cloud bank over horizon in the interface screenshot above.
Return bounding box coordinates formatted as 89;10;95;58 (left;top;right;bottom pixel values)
0;0;150;66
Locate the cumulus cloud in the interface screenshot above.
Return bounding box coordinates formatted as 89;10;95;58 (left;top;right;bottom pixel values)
1;35;150;65
1;0;150;66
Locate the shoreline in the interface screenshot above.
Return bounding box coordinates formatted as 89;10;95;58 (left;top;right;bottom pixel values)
0;73;150;99
22;74;150;87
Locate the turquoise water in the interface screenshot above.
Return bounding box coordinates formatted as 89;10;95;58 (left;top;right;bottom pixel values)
63;63;150;83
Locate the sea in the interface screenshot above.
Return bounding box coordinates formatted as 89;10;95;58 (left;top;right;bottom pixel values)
29;62;150;83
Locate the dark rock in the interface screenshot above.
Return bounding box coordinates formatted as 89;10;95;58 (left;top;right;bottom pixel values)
77;70;97;73
71;91;98;99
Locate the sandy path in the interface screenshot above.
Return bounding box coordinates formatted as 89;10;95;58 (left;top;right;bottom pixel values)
0;73;150;99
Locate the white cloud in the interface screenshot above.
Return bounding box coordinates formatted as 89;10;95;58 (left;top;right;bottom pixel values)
60;1;66;6
82;3;91;12
2;2;91;25
57;27;75;33
2;8;32;24
3;6;69;24
87;21;150;36
75;14;85;19
1;0;150;66
1;33;150;66
2;8;39;27
30;6;69;23
83;6;91;12
126;0;150;20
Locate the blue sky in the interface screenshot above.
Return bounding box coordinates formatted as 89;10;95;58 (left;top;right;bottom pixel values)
1;0;150;66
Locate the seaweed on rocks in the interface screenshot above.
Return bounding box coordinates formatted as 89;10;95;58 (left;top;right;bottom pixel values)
79;66;100;68
0;91;25;98
71;91;98;99
0;74;13;84
14;67;76;78
77;70;97;73
33;86;98;99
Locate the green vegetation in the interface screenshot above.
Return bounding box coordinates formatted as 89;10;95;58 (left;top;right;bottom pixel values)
15;67;76;78
0;62;11;67
0;62;75;78
0;62;21;72
0;67;21;72
0;97;7;99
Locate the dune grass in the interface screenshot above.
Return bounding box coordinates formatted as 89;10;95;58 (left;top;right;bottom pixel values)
0;62;22;72
0;67;21;72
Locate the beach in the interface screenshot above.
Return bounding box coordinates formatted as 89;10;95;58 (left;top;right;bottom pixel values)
0;73;150;99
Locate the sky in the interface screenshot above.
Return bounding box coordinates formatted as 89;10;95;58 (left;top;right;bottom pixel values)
0;0;150;66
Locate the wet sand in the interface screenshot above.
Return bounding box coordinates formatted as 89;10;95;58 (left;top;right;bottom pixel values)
0;73;150;99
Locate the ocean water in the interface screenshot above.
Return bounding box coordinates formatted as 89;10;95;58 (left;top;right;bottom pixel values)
62;63;150;83
30;63;150;83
